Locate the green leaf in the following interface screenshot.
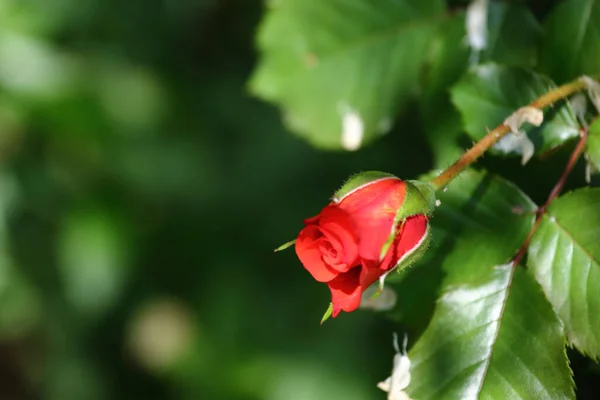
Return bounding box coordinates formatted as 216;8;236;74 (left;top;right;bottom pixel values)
527;188;600;358
587;118;600;172
420;14;470;168
250;0;445;150
420;4;541;167
481;2;542;67
451;64;580;158
405;170;573;399
429;168;536;248
539;0;600;83
408;265;574;399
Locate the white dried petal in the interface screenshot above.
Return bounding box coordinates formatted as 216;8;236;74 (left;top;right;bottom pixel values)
497;106;543;165
494;132;535;165
378;334;413;400
504;106;543;134
465;0;488;51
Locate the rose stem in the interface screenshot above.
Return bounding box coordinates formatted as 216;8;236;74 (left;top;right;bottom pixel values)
429;74;600;191
511;125;589;267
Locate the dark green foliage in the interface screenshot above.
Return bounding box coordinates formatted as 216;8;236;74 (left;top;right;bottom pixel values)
251;0;600;398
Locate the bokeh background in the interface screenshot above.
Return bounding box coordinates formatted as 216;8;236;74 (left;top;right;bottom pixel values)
0;0;434;399
1;0;599;399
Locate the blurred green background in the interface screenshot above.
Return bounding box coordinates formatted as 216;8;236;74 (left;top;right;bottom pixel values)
3;0;599;399
0;0;437;398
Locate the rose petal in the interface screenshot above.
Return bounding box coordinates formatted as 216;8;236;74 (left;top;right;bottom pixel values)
319;240;349;272
303;214;321;226
338;179;407;261
338;178;405;216
379;215;428;271
329;259;394;317
354;212;396;261
295;225;339;282
327;267;363;317
319;207;359;271
395;215;428;262
359;259;390;287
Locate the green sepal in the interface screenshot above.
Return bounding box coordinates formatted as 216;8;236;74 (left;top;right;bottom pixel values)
274;239;296;252
333;171;397;203
378;180;436;261
320;302;333;324
407;180;436;215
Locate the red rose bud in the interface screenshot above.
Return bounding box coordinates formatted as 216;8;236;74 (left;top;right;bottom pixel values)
295;172;434;319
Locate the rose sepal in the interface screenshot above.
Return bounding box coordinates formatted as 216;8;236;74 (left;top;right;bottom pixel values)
406;180;436;215
332;171;397;203
320;302;334;324
274;239;296;252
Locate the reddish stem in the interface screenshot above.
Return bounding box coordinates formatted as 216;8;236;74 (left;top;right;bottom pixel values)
512;127;589;267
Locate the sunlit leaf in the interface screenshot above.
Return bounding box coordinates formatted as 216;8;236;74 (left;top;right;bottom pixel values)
250;0;445;150
527;188;600;359
403;169;573;398
408;264;574;399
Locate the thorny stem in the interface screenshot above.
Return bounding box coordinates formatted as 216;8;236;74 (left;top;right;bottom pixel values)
512;126;589;267
429;74;599;191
